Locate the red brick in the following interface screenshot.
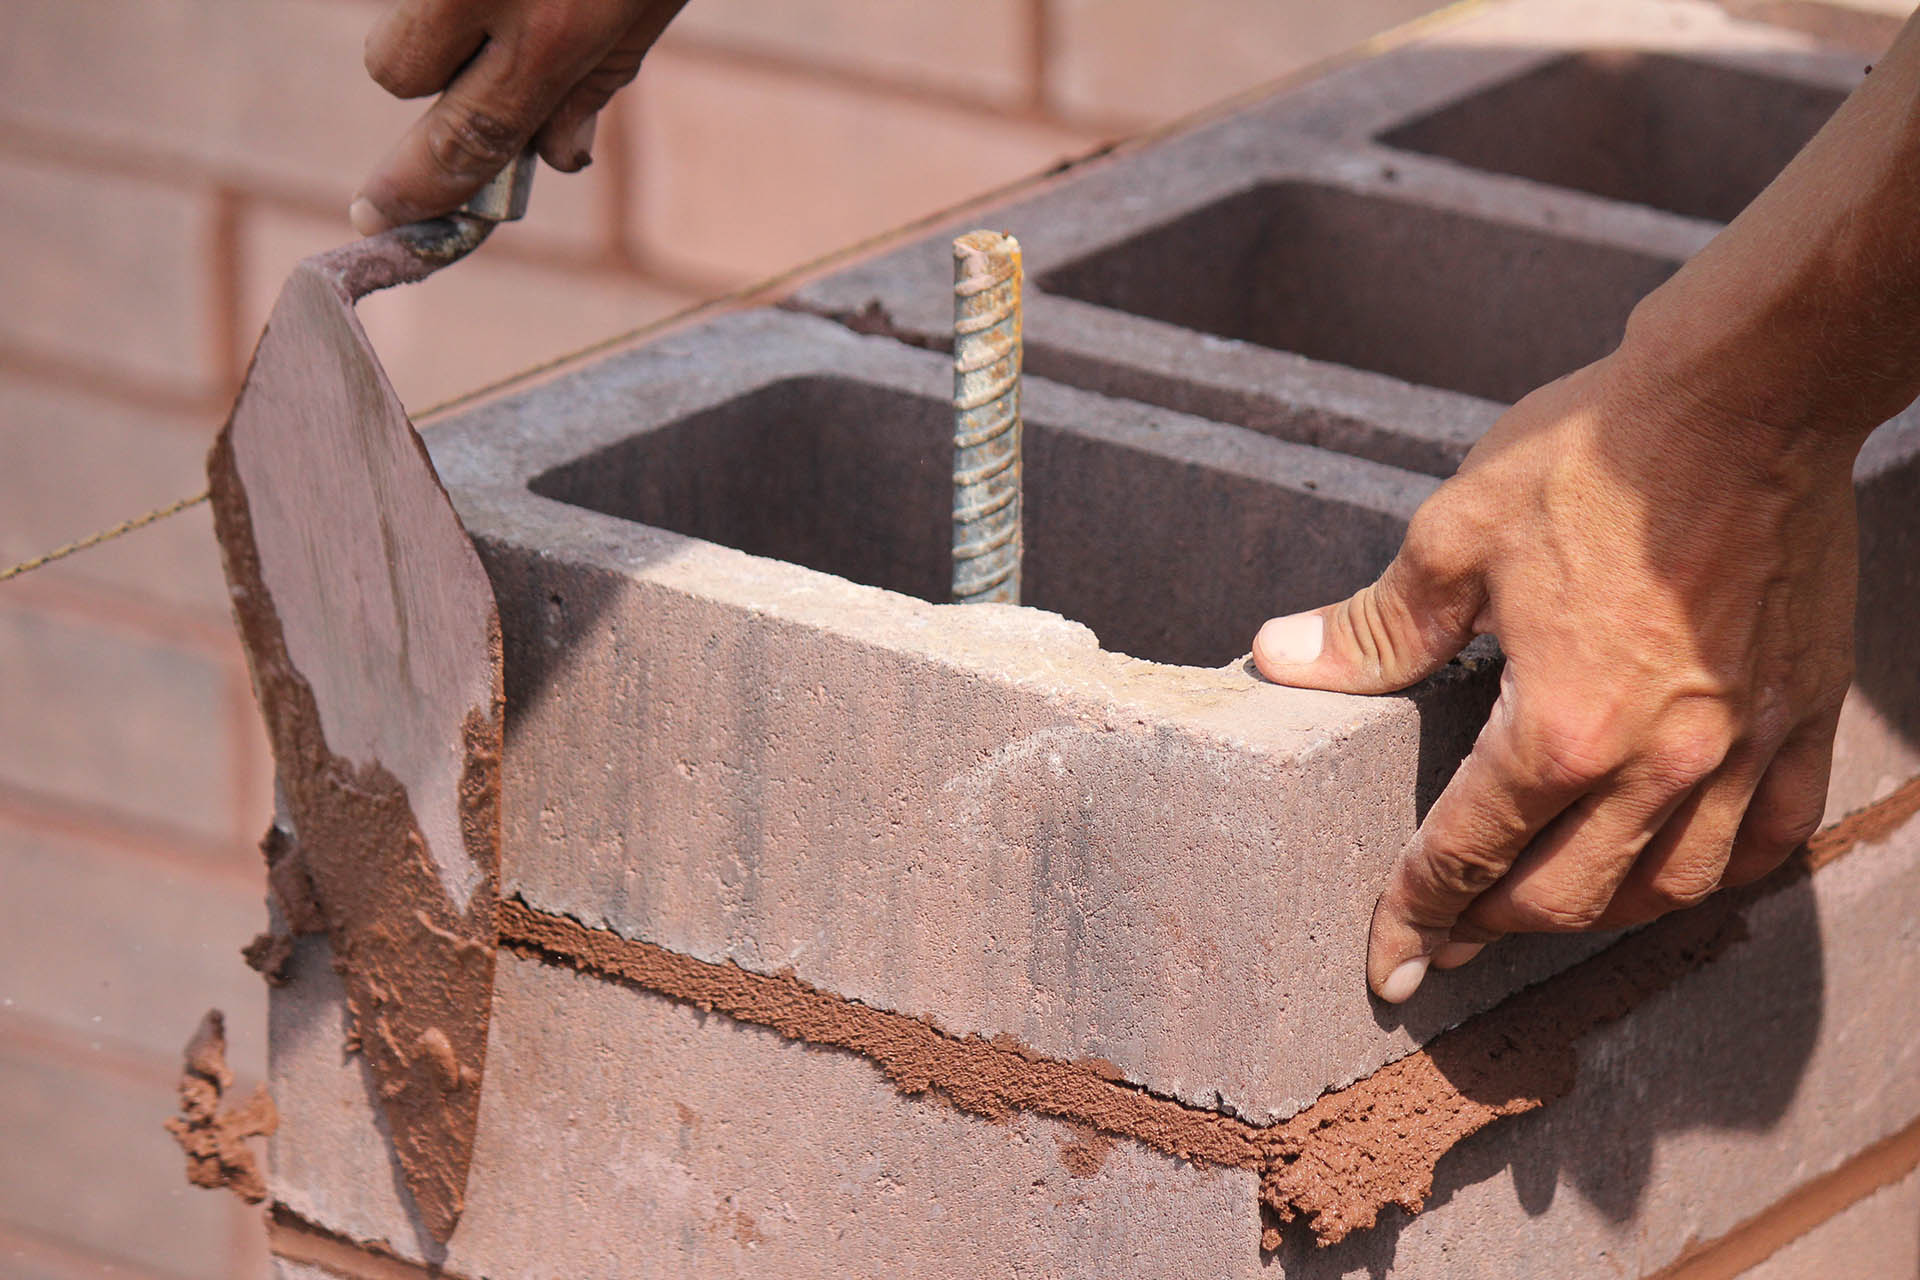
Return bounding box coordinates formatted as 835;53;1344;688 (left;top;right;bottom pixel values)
0;155;218;398
240;208;703;413
0;1028;240;1280
0;1223;173;1280
629;50;1106;283
0;598;248;850
668;0;1038;107
1043;0;1456;127
0;819;266;1078
0;0;607;255
0;374;230;618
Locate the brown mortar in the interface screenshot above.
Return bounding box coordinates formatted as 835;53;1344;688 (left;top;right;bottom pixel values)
270;1203;466;1280
165;1009;277;1205
489;771;1920;1249
209;431;501;1242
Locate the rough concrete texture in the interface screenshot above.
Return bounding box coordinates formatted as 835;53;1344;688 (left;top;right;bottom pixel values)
265;800;1920;1277
1258;802;1920;1276
264;0;1920;1270
1739;1163;1920;1279
788;0;1920;820
268;936;1264;1278
421;306;1655;1127
791;0;1864;473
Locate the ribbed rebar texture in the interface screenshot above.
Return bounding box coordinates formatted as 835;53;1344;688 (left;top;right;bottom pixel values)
951;230;1024;605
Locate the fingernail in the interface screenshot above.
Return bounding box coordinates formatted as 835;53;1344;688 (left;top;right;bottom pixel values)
348;197;390;237
1378;955;1430;1004
569;113;598;167
1432;941;1484;970
1255;613;1324;666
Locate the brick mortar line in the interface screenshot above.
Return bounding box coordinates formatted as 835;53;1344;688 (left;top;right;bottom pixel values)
491;773;1920;1249
0;1218;180;1280
268;1204;466;1280
0;779;263;893
1646;1108;1920;1279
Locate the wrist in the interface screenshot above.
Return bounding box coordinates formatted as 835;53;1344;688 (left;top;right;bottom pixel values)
1617;274;1881;466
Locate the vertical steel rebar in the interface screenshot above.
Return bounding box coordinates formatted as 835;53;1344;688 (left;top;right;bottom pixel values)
951;230;1024;605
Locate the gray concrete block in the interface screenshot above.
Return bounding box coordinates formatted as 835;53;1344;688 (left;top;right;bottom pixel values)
268;937;1266;1278
1264;804;1920;1276
790;0;1863;475
423;307;1643;1126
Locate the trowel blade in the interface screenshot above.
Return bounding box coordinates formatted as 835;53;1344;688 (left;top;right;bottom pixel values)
208;246;502;1244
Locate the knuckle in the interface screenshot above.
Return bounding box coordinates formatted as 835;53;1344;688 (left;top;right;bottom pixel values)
1746;804;1824;855
1404;842;1507;905
1642;869;1720;913
1639;728;1730;794
1522;712;1621;790
426;105;525;178
1401;501;1479;584
1513;893;1610;933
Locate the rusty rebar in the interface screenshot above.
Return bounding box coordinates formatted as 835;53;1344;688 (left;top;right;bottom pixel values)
951;230;1024;605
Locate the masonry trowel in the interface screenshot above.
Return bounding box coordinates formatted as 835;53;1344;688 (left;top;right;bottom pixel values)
207;158;534;1243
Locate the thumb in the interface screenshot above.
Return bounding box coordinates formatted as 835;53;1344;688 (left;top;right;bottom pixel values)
1252;548;1482;695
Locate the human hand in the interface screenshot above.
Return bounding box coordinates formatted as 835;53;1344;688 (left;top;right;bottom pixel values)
352;0;691;234
1252;349;1860;1003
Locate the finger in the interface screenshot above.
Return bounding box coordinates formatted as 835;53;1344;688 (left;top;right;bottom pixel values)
365;0;490;99
1367;692;1595;1001
534;1;690;171
1595;756;1764;929
1458;771;1690;936
1721;711;1838;887
353;38;582;232
1431;939;1488;970
1253;520;1484;696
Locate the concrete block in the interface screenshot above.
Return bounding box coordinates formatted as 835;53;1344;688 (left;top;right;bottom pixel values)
268;937;1265;1278
1740;1164;1920;1279
628;50;1104;284
668;0;1038;108
419;305;1654;1128
0;154;217;398
786;0;1920;819
1262;806;1920;1276
268;806;1920;1277
0;819;267;1077
791;0;1864;473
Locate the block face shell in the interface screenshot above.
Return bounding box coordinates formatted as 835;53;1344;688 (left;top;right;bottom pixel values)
269;938;1265;1278
1260;813;1920;1277
425;306;1661;1125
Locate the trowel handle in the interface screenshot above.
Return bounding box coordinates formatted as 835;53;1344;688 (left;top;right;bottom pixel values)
460;149;536;223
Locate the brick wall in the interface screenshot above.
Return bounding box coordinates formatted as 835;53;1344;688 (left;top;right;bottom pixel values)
0;1;1455;1274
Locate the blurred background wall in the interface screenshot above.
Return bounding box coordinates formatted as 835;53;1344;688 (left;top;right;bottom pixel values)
0;1;1451;1273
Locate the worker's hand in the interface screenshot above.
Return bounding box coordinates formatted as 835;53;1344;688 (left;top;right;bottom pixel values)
352;0;691;234
1252;348;1859;1003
